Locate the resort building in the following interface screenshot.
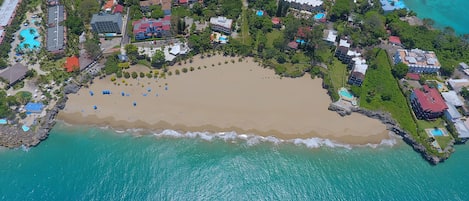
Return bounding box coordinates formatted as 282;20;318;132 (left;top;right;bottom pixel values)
410;85;448;120
394;49;441;74
64;56;79;72
284;0;323;12
348;57;368;86
132;16;171;40
46;5;66;53
210;16;233;35
91;13;123;34
47;0;58;6
335;38;361;64
441;91;464;107
0;63;28;86
0;0;21;44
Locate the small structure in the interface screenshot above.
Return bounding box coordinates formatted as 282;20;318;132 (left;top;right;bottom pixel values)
90;13;123;35
140;0;171;14
284;0;323;12
348;57;368;86
25;102;44;114
394;48;441;74
459;62;469;70
410;85;448;119
323;29;337;45
210;16;233;35
113;4;124;14
102;0;116;13
287;41;299;50
447;79;469;93
389;36;402;46
271;17;281;28
0;63;28;86
64;56;80;72
405;73;420;81
441;91;464;107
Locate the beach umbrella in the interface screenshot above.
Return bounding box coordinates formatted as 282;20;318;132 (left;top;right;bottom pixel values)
121;92;125;96
165;86;168;91
93;105;97;110
133;102;136;107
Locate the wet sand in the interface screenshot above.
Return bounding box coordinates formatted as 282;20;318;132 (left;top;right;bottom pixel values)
59;55;389;144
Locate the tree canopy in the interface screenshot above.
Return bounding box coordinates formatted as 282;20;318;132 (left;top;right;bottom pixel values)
151;50;165;68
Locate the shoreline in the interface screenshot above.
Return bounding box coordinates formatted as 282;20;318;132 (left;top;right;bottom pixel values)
58;55;390;145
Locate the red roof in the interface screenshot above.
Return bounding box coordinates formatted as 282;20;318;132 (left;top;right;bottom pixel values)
389;36;401;45
64;56;79;72
162;25;170;31
288;41;299;49
113;4;123;13
103;0;114;10
406;73;420;80
272;17;281;25
414;85;448;113
297;27;310;38
179;0;188;3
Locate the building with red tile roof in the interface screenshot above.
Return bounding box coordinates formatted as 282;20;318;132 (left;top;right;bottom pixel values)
271;17;281;28
389;36;402;46
113;4;123;14
64;56;79;72
287;41;299;50
410;85;448;119
103;0;116;12
133;17;171;40
406;73;420;81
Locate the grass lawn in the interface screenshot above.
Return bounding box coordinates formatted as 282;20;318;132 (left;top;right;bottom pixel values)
417;118;445;129
359;48;418;135
328;57;348;91
435;136;453;150
266;30;283;48
239;8;251;46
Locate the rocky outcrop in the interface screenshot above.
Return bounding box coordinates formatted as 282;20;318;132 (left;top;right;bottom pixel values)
329;102;452;165
0;91;70;148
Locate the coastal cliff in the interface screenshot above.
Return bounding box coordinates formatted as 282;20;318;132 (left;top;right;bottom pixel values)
328;103;453;165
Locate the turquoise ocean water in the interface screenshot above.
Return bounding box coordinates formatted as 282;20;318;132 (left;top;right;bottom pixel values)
403;0;469;35
1;124;469;200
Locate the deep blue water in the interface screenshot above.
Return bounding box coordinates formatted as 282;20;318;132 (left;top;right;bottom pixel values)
404;0;469;35
1;124;469;200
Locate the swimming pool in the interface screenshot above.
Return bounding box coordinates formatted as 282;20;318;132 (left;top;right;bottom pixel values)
314;13;325;20
0;119;7;124
219;36;228;41
430;128;444;136
256;10;264;16
437;83;443;89
19;28;40;51
339;88;354;99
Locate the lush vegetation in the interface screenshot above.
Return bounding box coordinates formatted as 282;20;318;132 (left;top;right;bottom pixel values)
358;49;417;135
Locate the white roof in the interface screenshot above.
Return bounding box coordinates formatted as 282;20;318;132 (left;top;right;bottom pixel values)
460;62;469;69
441;91;464;107
284;0;323;7
0;0;20;27
445;102;462;120
324;30;337;43
339;39;350;48
210;16;233;29
455;120;469;138
347;49;361;57
170;45;180;55
353;63;368;75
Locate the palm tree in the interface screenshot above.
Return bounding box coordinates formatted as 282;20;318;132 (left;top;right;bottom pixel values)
19;35;24;41
29;28;36;35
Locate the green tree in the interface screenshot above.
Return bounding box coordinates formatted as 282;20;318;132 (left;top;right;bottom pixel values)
84;39;101;59
461;87;469;100
104;55;119;75
78;0;100;23
392;62;408;79
15;91;32;105
131;71;138;79
192;2;203;16
150;5;164;19
125;44;139;64
151;50;165;68
65;15;84;35
330;0;352;21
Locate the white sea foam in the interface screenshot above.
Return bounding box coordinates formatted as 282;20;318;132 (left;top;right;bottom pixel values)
148;129;398;149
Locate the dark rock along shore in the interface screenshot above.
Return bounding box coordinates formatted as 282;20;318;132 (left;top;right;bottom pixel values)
328;103;453;165
0;83;79;148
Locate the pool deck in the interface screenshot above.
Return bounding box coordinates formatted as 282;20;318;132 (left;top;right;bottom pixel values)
425;128;449;138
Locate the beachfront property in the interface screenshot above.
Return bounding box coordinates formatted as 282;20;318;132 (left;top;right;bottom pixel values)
46;4;66;53
443;102;469;139
444;102;462;122
393;49;441;74
0;0;21;45
132;16;171;40
446;79;469;93
139;0;171;15
441;91;464;107
323;29;337;45
459;62;469;76
210;16;233;35
348;57;368;86
410;85;448;120
0;63;28;86
211;32;229;44
335;38;361;64
380;0;406;13
91;13;123;35
284;0;323;12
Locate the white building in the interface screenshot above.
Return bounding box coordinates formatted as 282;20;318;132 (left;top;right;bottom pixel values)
210;16;233;35
348;57;368;86
441;91;465;107
323;29;337;45
394;49;441;74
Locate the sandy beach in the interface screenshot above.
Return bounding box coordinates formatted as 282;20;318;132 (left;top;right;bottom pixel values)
58;55;389;144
